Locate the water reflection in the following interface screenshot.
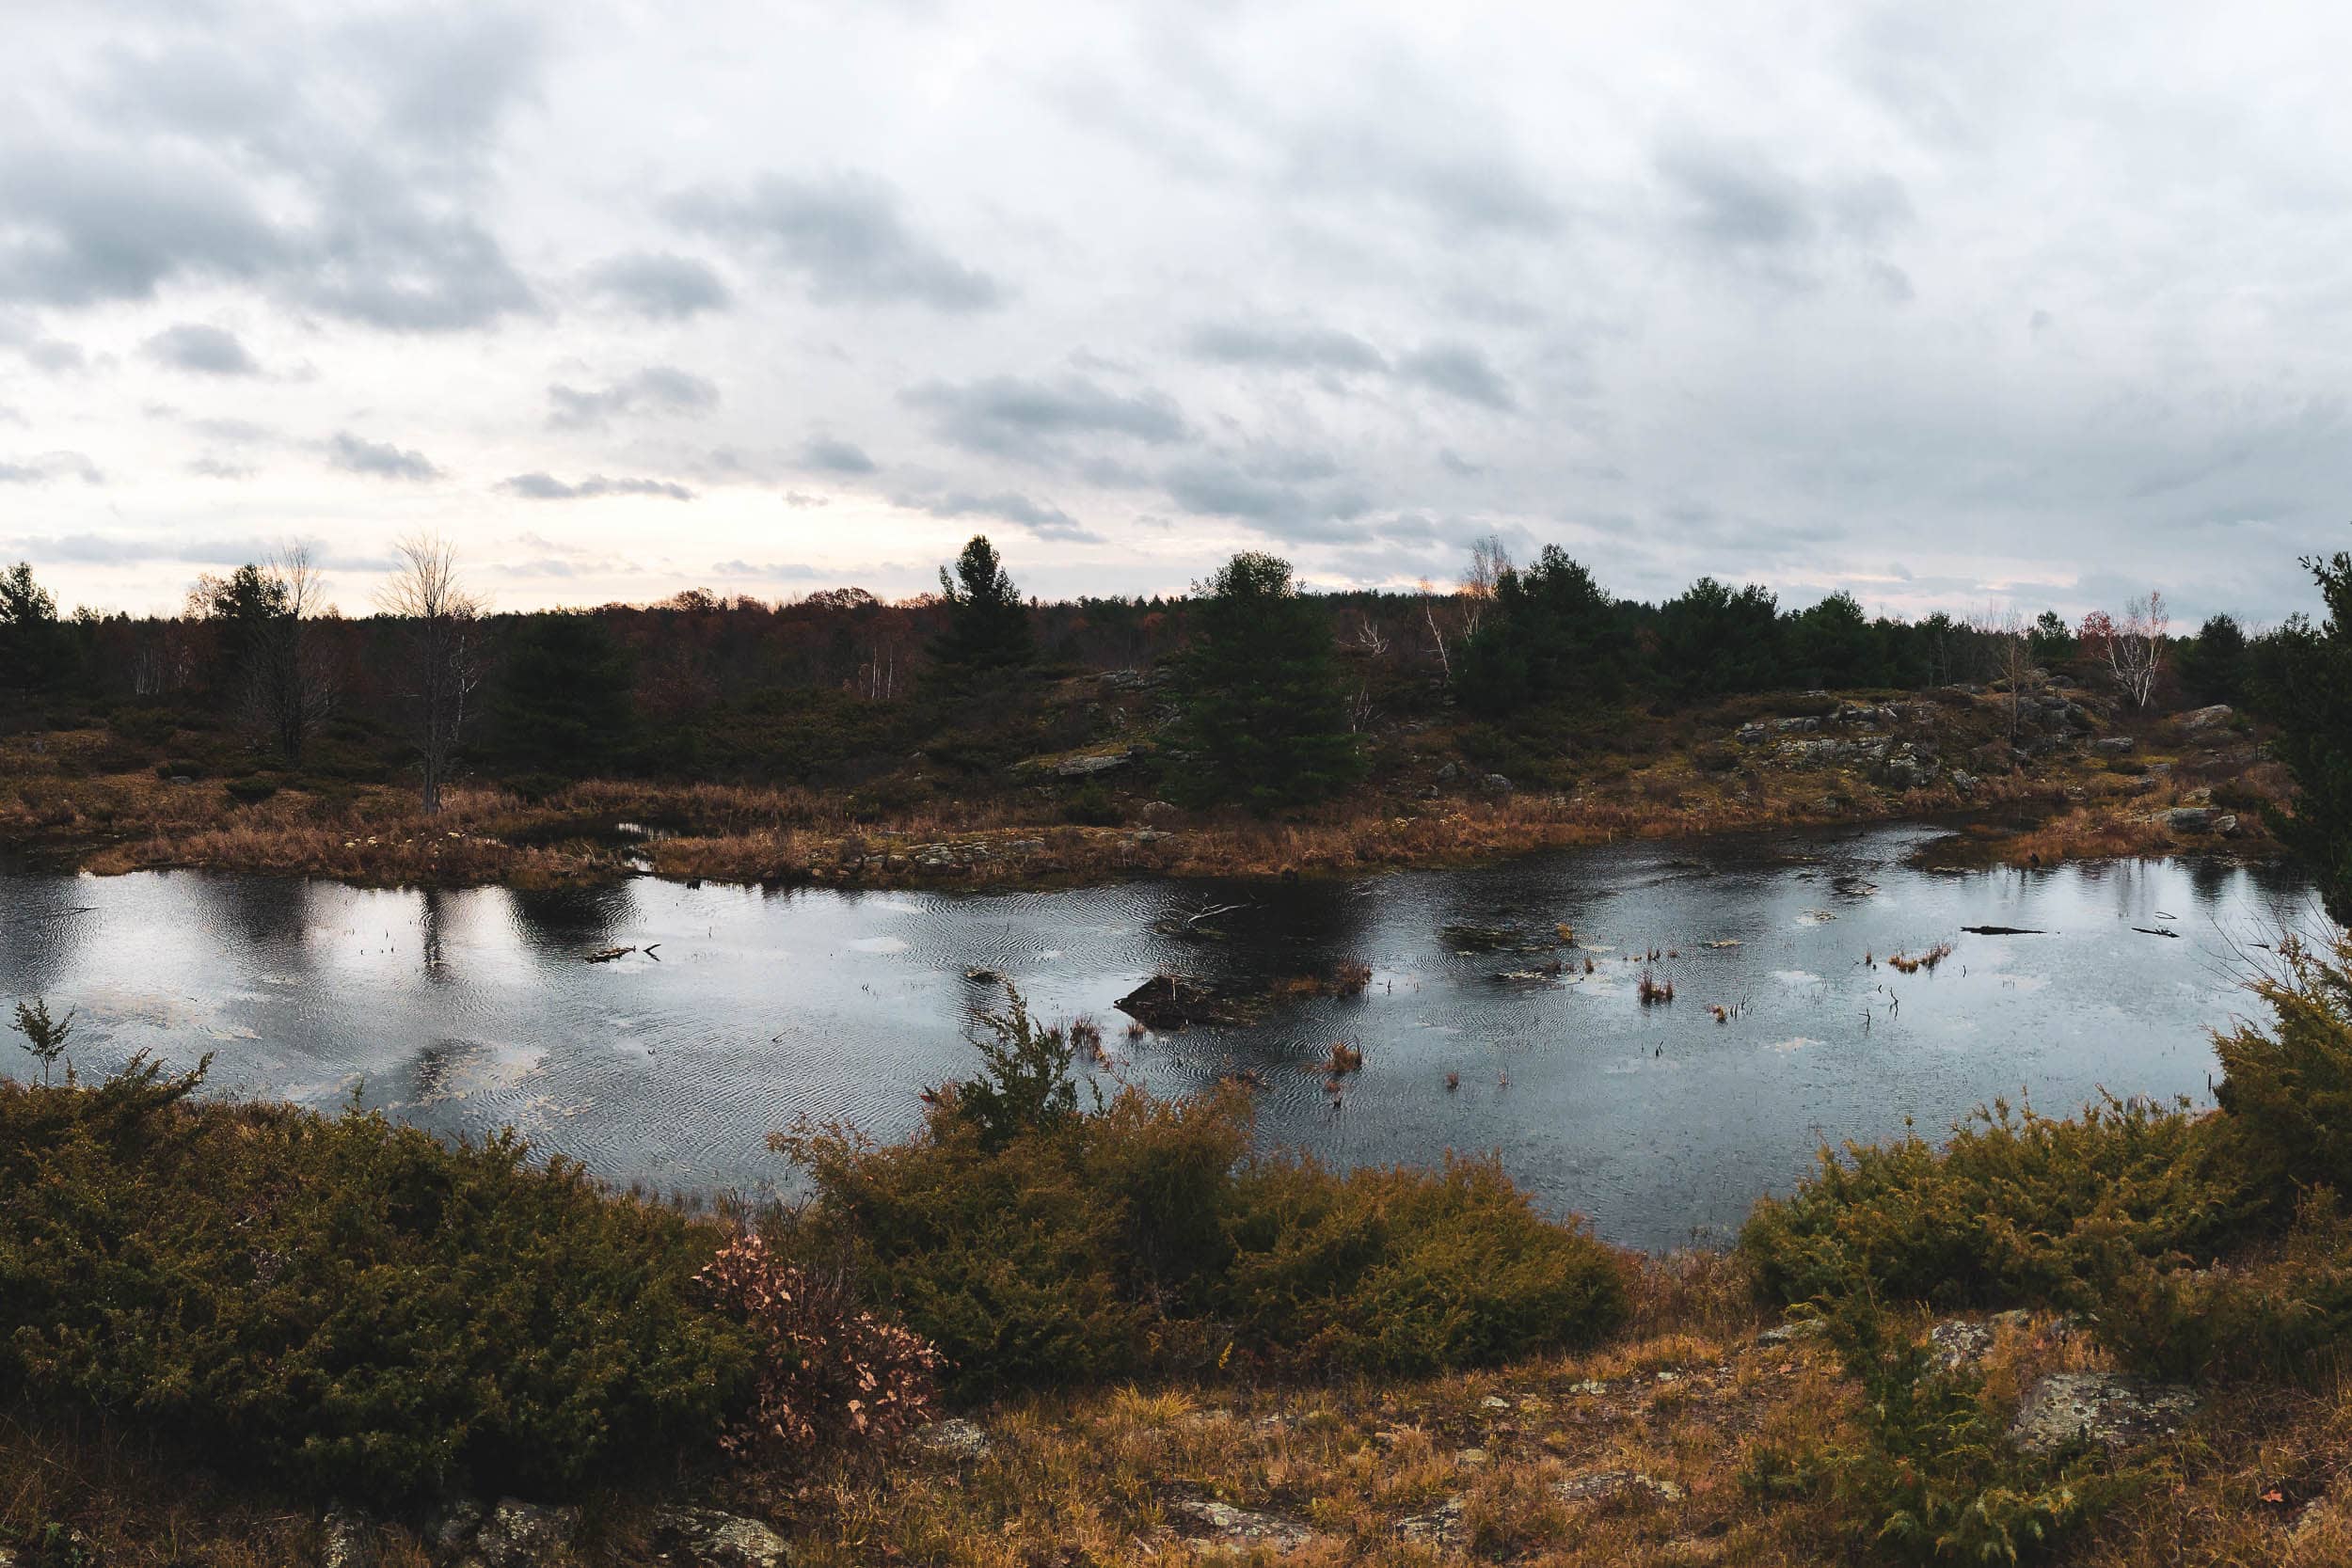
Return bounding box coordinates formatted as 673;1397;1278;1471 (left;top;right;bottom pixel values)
0;829;2323;1250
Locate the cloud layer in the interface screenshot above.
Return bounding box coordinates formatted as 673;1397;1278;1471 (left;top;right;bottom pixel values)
4;0;2350;621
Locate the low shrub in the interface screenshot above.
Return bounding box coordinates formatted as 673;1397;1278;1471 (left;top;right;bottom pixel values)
222;776;278;804
695;1229;941;1465
1740;1096;2242;1312
0;1057;757;1504
780;990;1628;1396
2093;1187;2352;1385
2212;931;2352;1205
1742;1293;2134;1564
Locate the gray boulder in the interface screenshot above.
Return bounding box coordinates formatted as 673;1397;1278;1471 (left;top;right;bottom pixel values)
1481;773;1514;796
1168;1497;1319;1555
2010;1372;2198;1454
2179;704;2235;731
1928;1319;1996;1372
908;1416;993;1462
473;1499;580;1568
2093;736;2136;753
650;1507;792;1568
2169;807;2216;833
1054;751;1132;777
1552;1468;1685;1505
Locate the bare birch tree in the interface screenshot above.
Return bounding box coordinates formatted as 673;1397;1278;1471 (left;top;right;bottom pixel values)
1972;607;2040;742
2106;592;2169;710
1460;534;1513;641
378;535;486;814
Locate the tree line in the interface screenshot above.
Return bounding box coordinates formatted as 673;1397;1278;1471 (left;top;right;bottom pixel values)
0;534;2339;866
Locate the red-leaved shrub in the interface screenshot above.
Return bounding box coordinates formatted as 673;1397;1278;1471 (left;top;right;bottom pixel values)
695;1230;942;1462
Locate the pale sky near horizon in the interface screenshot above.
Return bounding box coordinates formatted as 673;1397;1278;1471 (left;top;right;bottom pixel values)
4;0;2351;624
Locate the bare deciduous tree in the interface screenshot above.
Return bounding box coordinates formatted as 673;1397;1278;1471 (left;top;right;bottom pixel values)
2106;592;2169;709
1460;534;1513;641
1416;578;1454;682
1971;607;2041;743
246;544;338;766
378;535;486;814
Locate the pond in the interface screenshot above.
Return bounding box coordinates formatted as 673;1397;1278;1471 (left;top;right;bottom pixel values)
0;824;2318;1249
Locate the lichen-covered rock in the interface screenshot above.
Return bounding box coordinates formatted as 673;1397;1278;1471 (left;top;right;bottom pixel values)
1553;1468;1686;1505
1168;1497;1319;1555
1757;1319;1824;1347
322;1508;372;1568
2010;1373;2199;1454
650;1507;792;1568
1397;1496;1466;1546
907;1416;993;1463
2179;704;2235;731
473;1498;580;1568
1928;1318;1996;1371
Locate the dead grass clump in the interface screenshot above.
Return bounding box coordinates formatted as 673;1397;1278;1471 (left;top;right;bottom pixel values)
1637;970;1675;1006
1886;942;1953;975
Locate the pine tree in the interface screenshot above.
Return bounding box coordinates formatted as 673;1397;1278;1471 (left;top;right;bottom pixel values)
1173;553;1363;811
931;535;1034;676
494;612;636;773
0;562;66;694
2258;553;2352;925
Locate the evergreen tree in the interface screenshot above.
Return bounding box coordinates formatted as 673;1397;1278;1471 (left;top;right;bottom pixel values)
1454;546;1619;715
931;535;1033;675
1656;577;1780;696
2180;612;2249;705
2028;610;2075;666
494;612;636;773
0;562;66;694
2257;554;2352;926
1786;592;1880;689
1173;552;1363;811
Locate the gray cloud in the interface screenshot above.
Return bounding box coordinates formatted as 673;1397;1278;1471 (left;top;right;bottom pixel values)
188;455;256;478
500;471;696;500
907;489;1101;543
4;531;389;570
670;171;1004;310
799;435;877;474
0;451;103;485
142;322;259;375
588;251;733;319
326;431;438;481
1398;342;1516;410
0;28;542;332
1186;322;1388;374
548;366;721;429
902;373;1186;459
784;490;830;508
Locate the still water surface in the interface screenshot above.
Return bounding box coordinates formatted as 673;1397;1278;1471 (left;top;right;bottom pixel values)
0;825;2317;1248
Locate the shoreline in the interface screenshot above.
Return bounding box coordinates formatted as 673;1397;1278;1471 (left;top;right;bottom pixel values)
0;777;2280;895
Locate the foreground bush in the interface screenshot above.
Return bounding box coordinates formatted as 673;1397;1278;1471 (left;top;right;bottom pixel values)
0;1057;756;1503
2212;930;2352;1203
1740;1095;2241;1312
780;991;1628;1395
1742;1294;2132;1565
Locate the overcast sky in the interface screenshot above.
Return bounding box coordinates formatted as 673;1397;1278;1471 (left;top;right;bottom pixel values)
5;0;2350;623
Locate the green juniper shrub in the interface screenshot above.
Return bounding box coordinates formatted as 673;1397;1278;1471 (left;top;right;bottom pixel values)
0;1056;756;1505
2091;1186;2352;1386
1742;1291;2134;1566
2211;930;2352;1204
1740;1096;2243;1312
1219;1152;1628;1376
779;990;1629;1396
222;776;279;805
